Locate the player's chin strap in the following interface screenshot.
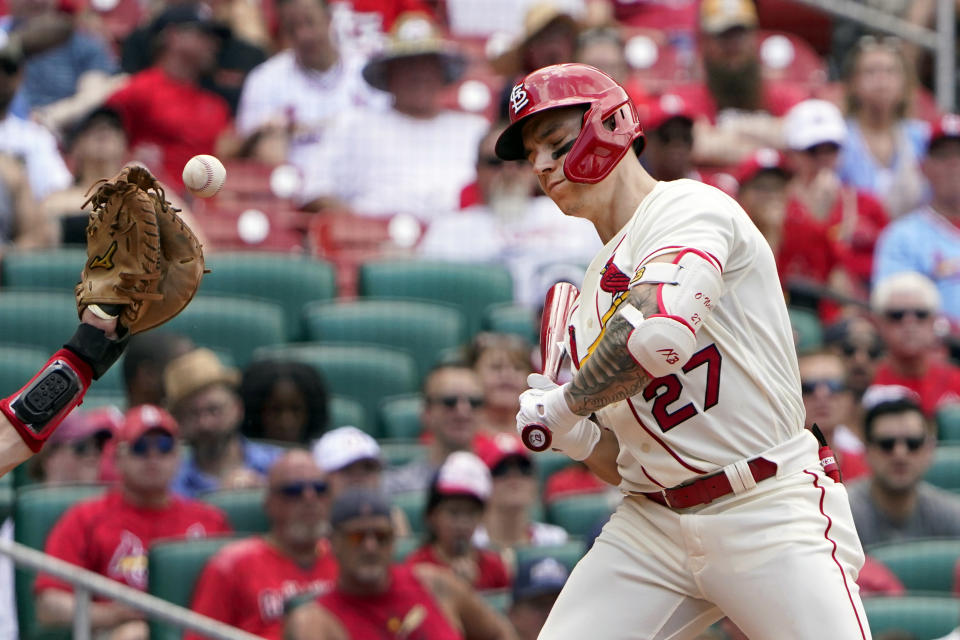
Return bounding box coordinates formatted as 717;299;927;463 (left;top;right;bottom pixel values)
0;318;128;452
811;424;842;483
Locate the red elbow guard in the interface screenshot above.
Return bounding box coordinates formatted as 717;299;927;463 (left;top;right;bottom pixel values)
0;349;92;452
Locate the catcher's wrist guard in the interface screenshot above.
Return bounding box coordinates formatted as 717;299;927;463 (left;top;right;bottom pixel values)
64;322;129;380
0;348;93;452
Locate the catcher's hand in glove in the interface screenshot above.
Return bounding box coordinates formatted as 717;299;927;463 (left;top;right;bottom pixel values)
517;374;600;461
75;165;206;336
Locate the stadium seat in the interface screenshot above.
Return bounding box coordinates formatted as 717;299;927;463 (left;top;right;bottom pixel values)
0;248;86;290
483;303;538;345
0;473;11;522
392;491;428;535
254;344;419;436
482;589;511;614
0;292;78;352
304;299;466;379
547;495;616;539
514;540;586;573
199;488;269;534
329;395;369;433
937;405;960;443
14;484;105;640
867;538;960;594
393;536;421;562
165;296;287;367
379;395;424;440
358;260;513;337
81;391;126;411
0;345;48;396
863;595;959;639
788;307;823;353
148;536;238;640
380;440;427;468
535;450;577;491
925;446;960;493
200;252;336;340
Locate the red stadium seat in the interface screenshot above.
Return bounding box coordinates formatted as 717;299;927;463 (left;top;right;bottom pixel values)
307;213;396;296
194;199;307;252
757;30;828;92
755;0;832;55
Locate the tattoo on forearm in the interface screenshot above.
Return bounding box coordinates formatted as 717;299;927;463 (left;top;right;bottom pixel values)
566;286;658;415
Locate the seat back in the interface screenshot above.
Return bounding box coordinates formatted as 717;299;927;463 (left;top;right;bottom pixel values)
925;446;960;493
547;495;616;539
199;488;269;534
148;536;239;640
329;395;370;433
483;303;538;345
863;595;959;639
936;405;960;443
379;395;424;440
391;491;428;536
868;538;960;593
0;292;78;352
788;307;823;353
14;484;106;640
358;260;513;337
514;540;586;573
1;249;87;290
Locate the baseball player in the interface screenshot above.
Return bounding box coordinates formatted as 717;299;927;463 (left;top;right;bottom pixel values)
500;64;871;639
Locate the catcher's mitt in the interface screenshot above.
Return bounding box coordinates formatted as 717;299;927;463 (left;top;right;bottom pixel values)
75;165;206;335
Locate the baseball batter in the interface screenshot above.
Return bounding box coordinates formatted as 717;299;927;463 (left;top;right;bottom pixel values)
499;64;871;639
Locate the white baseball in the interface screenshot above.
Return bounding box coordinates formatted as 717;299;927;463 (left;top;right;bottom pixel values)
182;154;226;198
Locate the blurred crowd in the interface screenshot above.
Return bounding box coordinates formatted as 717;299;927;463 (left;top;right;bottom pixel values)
2;0;960;638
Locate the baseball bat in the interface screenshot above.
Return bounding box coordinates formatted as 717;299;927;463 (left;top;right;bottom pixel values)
520;282;579;452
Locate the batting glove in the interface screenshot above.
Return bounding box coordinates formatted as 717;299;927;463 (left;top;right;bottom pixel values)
517;375;600;461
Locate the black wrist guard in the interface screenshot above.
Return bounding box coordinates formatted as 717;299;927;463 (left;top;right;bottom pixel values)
64;323;129;380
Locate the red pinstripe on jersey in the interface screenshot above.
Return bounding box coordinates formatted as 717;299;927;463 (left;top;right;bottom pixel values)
626;398;707;474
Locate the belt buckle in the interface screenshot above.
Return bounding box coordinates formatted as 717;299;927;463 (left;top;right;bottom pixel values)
659;489;672;508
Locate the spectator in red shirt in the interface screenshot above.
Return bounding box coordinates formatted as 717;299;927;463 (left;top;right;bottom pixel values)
105;4;233;188
34;405;230;639
285;488;517;640
798;351;870;482
675;0;807;166
871;271;960;415
187;450;337;640
27;407;119;485
407;451;510;591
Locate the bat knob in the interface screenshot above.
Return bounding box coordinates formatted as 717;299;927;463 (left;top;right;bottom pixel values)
521;423;552;452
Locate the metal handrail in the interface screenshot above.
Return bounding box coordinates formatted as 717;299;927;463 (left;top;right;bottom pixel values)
0;538;264;640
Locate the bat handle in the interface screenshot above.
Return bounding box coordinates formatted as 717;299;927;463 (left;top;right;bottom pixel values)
520;422;552;452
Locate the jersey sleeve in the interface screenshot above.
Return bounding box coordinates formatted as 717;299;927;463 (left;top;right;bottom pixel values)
34;506;91;593
185;551;235;640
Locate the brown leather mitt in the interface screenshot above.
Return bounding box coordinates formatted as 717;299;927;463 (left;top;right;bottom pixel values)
75;165;206;334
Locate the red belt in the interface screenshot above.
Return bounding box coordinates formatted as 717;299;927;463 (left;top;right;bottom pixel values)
642;458;778;509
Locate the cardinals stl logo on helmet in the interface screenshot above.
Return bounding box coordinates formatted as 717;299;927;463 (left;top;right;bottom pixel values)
510;84;529;114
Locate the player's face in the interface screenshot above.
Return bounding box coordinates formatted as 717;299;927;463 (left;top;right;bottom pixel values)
521;106;596;216
427;497;483;554
876;291;937;359
333;515;394;587
798;354;851;432
867;411;933;492
422;368;483;451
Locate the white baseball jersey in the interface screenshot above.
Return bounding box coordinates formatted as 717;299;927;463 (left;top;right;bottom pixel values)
567;179;804;493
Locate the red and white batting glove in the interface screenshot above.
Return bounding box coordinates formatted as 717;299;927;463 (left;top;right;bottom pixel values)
517;374;600;461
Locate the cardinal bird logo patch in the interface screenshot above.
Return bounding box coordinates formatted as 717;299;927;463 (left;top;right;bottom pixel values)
599;256;630;293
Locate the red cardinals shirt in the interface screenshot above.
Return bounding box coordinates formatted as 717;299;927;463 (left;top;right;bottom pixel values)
317;565;463;640
106;67;231;188
35;490;230;594
405;545;509;591
186;537;338;640
872;360;960;416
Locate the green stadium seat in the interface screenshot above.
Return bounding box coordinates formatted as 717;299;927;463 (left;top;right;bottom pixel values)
483;303;538;345
788;307;823;353
1;249;86;290
514;540;586;573
329;395;369;433
81;391;126;411
199;488;269;534
0;292;78;352
379;394;424;440
0;345;48;396
255;344;419;437
482;589;511;614
925;446;960;493
393;536;421;562
200;253;336;340
547;495;616;539
165;296;287;367
534;451;576;491
391;491;427;535
358;260;513;337
380;440;427;468
936;404;960;443
304;299;466;379
867;538;960;593
148;536;239;640
14;484;106;640
0;473;11;522
863;595;959;639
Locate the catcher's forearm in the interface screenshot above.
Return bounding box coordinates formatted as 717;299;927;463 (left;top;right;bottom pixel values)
565;286;658;415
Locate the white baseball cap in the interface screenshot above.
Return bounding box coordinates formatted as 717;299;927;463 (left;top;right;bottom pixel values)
435;451;492;502
311;426;382;473
783;99;847;151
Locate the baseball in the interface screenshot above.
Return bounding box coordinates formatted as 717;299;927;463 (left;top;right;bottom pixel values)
182;154;226;198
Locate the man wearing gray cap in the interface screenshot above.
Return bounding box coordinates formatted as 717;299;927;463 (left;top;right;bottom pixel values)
285;488;517;640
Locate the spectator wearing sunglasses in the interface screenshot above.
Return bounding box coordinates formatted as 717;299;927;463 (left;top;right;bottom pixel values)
27;407;119;485
387;363;485;495
187;450;337;640
407;452;509;591
34;405;230;638
418;124;600;308
798;351;870;482
285;487;518;640
846;387;960;547
870;272;960;416
473;433;567;553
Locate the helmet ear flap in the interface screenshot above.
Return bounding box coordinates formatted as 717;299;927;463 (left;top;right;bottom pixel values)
564;99;643;184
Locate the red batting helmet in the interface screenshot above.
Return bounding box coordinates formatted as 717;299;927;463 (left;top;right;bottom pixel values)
495;63;644;184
